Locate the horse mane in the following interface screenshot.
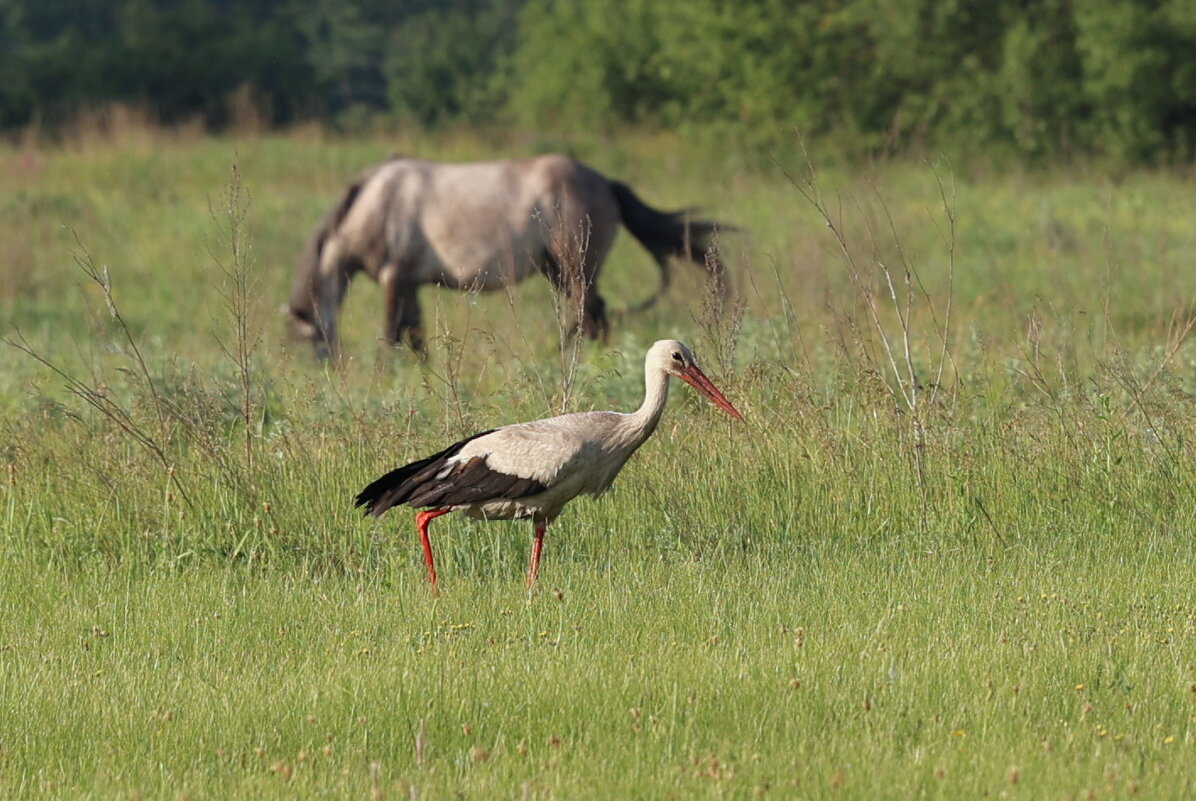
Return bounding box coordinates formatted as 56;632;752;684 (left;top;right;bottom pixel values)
287;156;403;321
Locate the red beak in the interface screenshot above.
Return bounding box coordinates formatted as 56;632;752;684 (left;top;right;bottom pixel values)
678;365;744;421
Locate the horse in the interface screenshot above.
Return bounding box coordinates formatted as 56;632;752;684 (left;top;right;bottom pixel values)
286;153;729;360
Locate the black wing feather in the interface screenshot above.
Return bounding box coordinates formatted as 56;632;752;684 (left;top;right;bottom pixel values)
404;456;547;507
355;429;547;516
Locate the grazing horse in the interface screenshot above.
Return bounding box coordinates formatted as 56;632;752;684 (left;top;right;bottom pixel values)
287;154;728;360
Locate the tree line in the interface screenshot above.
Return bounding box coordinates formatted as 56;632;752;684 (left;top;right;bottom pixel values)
1;0;1193;162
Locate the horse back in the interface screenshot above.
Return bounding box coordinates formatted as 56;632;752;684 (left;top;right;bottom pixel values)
403;155;620;287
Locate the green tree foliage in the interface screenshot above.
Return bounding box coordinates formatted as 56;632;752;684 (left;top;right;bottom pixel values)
0;0;34;125
510;0;1196;161
0;0;521;130
1074;0;1196;160
108;0;312;125
384;0;521;126
293;0;402;114
1;0;1194;162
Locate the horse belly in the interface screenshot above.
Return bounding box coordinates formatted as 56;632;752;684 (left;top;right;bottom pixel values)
417;166;554;291
428;236;541;291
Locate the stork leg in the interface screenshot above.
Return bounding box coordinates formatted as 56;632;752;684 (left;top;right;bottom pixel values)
527;522;547;587
415;509;451;586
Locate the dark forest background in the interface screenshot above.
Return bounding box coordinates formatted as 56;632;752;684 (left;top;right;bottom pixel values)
2;0;1195;162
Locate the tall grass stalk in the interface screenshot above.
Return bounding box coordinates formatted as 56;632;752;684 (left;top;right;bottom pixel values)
210;162;263;480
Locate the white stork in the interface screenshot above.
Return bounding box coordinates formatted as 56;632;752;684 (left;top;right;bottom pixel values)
355;339;743;587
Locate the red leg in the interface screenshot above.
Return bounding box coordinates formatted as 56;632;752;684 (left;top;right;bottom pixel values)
415;509;451;586
527;522;547;587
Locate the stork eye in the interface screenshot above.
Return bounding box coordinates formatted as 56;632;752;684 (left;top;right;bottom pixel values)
671;351;683;362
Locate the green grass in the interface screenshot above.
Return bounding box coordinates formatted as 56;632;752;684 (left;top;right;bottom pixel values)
0;127;1194;798
3;547;1194;798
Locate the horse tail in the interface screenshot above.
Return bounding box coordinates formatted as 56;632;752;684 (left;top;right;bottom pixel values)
609;180;731;312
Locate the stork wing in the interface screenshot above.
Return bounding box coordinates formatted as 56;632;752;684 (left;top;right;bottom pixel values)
357;428;546;517
403;454;547;507
357;412;623;517
454;414;616;484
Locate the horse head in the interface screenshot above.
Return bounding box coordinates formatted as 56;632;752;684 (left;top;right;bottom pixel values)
282;301;336;360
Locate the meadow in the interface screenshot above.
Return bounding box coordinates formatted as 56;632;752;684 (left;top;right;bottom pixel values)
1;125;1194;799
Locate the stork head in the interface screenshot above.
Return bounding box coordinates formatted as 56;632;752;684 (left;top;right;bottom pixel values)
648;339;744;421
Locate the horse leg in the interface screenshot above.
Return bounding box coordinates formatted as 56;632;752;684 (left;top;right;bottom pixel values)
570;215;615;341
382;272;426;356
539;253;586;340
580;287;608;340
400;294;426;355
314;269;348;362
577;248;610;340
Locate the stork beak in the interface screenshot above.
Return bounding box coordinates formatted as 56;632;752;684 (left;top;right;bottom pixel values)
678;365;744;421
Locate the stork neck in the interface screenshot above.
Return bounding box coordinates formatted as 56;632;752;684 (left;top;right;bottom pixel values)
628;365;670;439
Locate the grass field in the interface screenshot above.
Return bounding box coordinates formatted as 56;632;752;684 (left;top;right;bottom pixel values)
1;127;1194;799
